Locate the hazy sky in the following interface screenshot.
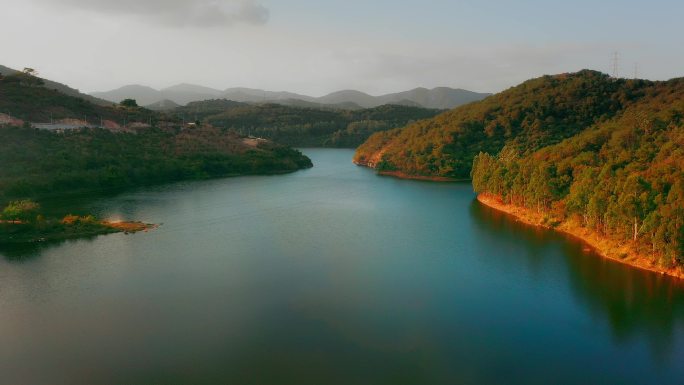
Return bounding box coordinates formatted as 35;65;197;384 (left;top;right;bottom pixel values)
1;0;682;95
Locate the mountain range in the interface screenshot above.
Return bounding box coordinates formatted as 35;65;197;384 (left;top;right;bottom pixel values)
91;84;491;110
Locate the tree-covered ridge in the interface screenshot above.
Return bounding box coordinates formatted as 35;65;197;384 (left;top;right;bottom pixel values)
471;78;684;267
0;74;313;244
0;125;312;202
174;101;441;148
0;73;154;123
1;70;439;148
355;70;651;178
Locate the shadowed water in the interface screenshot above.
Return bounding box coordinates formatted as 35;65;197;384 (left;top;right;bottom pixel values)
1;149;683;384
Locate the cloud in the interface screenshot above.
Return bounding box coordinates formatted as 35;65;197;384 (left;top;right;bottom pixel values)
31;0;269;27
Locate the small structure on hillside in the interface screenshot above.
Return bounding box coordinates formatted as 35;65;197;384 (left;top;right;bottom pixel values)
0;113;25;127
101;120;122;130
127;122;151;130
32;118;92;131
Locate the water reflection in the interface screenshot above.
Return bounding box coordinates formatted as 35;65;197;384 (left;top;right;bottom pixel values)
470;200;684;360
2;149;683;384
0;236;102;261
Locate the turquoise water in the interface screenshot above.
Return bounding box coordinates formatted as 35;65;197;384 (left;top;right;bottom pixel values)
1;148;683;384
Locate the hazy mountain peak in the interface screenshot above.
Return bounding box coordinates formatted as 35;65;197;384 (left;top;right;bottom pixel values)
91;83;490;110
162;83;222;94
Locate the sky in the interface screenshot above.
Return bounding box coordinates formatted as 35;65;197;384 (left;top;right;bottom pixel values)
0;0;683;96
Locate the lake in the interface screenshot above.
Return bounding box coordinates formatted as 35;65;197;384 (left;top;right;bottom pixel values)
1;148;683;384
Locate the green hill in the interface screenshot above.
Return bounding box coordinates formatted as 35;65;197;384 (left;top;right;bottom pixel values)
0;125;311;203
0;74;312;204
354;70;651;178
0;72;154;124
0;65;111;106
471;77;684;268
174;101;442;147
354;69;684;269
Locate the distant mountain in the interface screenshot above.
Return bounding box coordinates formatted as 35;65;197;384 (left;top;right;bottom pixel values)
92;85;167;106
160;84;222;105
222;88;315;103
91;84;490;110
145;99;181;111
163;83;223;96
0;64;112;107
318;90;379;108
377;87;490;109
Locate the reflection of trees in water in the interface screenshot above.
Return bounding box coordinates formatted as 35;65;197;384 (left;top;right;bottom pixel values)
0;242;53;261
0;235;100;261
560;240;684;361
469;200;684;360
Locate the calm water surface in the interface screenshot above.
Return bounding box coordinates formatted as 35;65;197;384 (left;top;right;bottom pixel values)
1;149;683;384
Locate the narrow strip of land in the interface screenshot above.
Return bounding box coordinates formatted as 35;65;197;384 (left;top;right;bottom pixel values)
378;171;462;182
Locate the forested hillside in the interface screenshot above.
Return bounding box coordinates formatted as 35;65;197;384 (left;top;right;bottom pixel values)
354;69;684;269
0;74;312;203
0;126;312;202
471;78;684;267
354;71;651;178
174;101;441;147
0;64;111;106
0;73;153;123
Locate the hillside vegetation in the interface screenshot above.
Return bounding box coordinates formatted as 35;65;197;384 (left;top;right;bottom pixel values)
0;126;311;202
0;73;153;123
471;78;684;267
175;101;441;147
0;64;111;106
355;71;650;178
1;70;441;149
354;69;684;269
0;74;312;204
0;73;313;243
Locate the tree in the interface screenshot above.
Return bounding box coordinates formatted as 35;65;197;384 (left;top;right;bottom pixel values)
18;67;44;87
618;175;652;241
1;200;41;223
120;99;138;108
22;67;38;77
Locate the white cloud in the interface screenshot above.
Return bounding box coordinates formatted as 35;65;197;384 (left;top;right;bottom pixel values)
29;0;269;27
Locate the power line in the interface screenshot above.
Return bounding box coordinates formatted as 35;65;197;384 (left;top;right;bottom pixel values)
610;51;620;78
633;63;639;80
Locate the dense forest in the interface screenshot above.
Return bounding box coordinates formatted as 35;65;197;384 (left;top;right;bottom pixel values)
0;73;313;242
174;101;441;147
0;125;312;202
353;70;683;268
0;72;312;212
471;77;684;267
354;71;651;178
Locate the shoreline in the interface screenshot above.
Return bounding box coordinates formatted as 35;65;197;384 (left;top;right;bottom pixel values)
476;193;684;280
378;171;463;182
0;219;157;245
352;161;464;182
103;220;158;234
